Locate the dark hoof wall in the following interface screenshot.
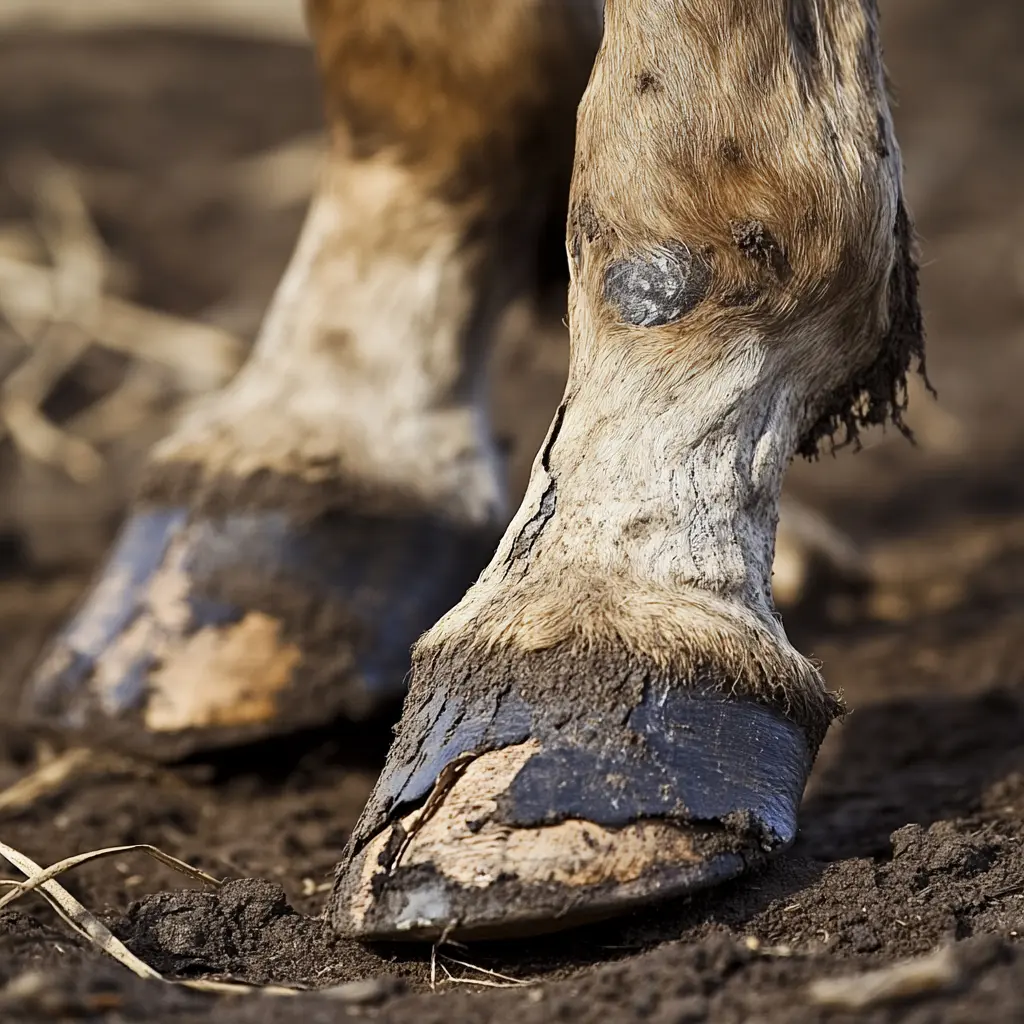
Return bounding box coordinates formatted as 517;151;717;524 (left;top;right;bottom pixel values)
331;686;812;941
20;507;496;760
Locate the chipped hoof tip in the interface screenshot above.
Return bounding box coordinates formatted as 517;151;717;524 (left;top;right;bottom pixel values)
331;682;813;941
19;507;496;760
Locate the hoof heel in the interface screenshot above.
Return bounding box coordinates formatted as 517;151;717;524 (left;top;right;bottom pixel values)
20;507;496;759
331;657;814;941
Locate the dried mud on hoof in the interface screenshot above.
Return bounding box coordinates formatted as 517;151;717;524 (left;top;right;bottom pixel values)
332;647;816;940
19;506;497;760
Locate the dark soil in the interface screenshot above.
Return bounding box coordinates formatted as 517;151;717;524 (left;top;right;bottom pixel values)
1;2;1023;1020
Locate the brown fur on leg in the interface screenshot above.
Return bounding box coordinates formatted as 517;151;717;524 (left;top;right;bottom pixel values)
306;0;597;218
146;0;602;520
799;199;926;455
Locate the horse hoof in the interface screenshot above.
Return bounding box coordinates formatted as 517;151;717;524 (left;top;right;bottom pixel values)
330;655;814;941
19;507;497;760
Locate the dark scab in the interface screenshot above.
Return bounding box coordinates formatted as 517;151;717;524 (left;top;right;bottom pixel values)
620;514;655;542
603;243;711;328
570;233;581;266
636;71;661;95
572;198;601;243
570;197;602;268
730;219;792;282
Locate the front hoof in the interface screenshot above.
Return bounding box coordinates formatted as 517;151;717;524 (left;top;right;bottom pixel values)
331;655;814;941
20;508;496;760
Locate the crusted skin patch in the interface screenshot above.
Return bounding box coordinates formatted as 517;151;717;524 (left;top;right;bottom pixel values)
730;219;791;281
603;243;711;327
636;70;662;95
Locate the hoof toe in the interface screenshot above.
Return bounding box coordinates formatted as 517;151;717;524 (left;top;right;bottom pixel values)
335;743;753;941
331;664;813;941
20;507;495;759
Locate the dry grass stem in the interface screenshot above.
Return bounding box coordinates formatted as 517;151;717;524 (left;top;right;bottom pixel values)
807;945;961;1009
0;748;94;815
66;364;170;443
32;157;107;329
0;159;104;478
0;257;244;392
177;979;303;997
0;153;243;484
0;842;222;912
436;961;528;990
0;839;164;981
1;395;105;481
0;159;107;477
437;954;530;986
0;838;304;998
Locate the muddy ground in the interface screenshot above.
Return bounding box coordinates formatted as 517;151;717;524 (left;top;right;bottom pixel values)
0;1;1023;1021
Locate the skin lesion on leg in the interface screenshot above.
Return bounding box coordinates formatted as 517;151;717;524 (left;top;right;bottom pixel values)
334;0;924;939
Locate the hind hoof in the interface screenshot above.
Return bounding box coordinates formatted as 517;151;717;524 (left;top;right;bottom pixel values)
20;507;496;760
330;654;813;941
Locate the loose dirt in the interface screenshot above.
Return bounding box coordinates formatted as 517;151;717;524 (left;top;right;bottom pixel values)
1;2;1023;1020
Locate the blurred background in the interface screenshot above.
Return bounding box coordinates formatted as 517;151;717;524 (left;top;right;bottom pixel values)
0;0;1021;708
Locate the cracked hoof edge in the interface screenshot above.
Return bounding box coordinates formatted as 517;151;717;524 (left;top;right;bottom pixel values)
332;685;811;940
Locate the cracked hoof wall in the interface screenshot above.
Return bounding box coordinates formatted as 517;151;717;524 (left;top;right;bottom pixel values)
332;676;813;941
